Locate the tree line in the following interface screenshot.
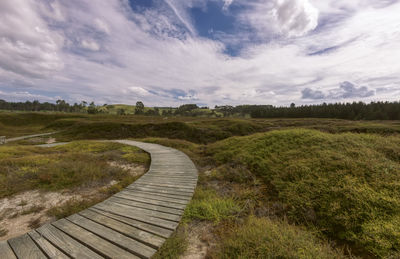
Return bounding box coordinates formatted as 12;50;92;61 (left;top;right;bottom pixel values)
0;99;399;120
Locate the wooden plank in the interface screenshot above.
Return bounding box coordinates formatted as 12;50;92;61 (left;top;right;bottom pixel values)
138;175;197;181
79;209;165;248
28;231;69;259
36;224;102;259
96;201;180;225
126;186;193;198
109;196;183;215
132;181;196;190
0;241;16;259
89;208;173;239
124;189;191;201
52;219;138;259
8;234;47;259
114;193;187;210
122;189;191;204
139;178;197;184
67;214;156;258
101;200;181;221
134;181;196;189
94;202;180;228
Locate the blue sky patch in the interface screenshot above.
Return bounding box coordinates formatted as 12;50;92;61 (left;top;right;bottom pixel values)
190;2;235;38
128;0;153;11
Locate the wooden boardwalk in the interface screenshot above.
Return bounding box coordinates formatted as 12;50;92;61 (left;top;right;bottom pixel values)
0;140;198;258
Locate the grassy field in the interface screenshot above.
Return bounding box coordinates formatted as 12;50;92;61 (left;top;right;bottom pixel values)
0;141;149;198
1;112;400;258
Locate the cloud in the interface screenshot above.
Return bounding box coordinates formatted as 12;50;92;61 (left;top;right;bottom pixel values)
81;39;100;51
331;81;375;98
237;0;319;40
222;0;234;11
301;88;325;99
0;0;63;78
128;86;151;96
0;0;399;107
272;0;319;37
302;81;375;100
94;19;111;34
0;89;59;102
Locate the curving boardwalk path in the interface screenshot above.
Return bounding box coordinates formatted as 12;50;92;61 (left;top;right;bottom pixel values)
0;140;198;258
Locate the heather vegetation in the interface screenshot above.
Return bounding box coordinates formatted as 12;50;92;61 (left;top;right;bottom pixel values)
0;141;149;198
1;112;400;258
207;129;400;257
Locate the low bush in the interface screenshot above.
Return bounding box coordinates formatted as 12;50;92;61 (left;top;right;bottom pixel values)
184;188;241;223
208;129;400;257
210;216;348;258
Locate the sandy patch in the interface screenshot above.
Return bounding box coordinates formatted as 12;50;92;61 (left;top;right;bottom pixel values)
108;161;146;177
181;222;214;259
0;163;146;241
0;190;78;240
46;137;56;144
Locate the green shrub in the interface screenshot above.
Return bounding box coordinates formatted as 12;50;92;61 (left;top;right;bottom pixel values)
211;216;347;259
208;129;400;257
184;188;241;223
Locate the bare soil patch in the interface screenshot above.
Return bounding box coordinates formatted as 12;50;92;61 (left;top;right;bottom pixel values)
0;163;146;241
181;222;215;259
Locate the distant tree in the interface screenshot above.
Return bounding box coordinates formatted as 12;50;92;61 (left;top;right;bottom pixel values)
117;108;126;115
290;103;296;108
135;101;144;115
175;104;198;116
87;101;98;114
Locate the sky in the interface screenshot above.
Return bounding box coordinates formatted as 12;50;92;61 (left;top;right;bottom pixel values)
0;0;400;107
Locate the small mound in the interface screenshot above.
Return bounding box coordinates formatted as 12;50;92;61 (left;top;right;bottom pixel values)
210;216;346;258
208;129;400;257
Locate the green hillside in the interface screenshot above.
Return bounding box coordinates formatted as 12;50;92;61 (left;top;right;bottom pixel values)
207;129;400;257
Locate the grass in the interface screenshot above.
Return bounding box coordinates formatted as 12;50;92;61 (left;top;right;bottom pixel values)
183;188;242;223
209;216;348;259
46;197;104;219
207;129;400;257
21;205;45;215
2;112;399;143
152;226;188;259
0;141;150;198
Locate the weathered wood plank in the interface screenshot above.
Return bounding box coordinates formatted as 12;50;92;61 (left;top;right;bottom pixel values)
128;190;192;201
79;209;165;248
131;184;196;194
53;219;138;259
109;196;183;215
94;202;179;229
122;189;191;204
28;231;69;259
133;181;196;189
114;193;187;210
0;241;16;259
125;186;193;198
101;200;181;221
67;214;156;258
89;208;173;238
8;234;47;259
36;224;102;259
